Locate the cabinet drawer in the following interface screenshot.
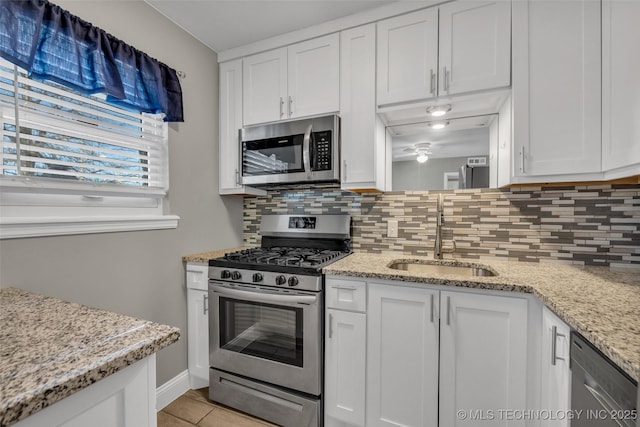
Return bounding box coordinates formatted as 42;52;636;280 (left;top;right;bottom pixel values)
326;279;366;312
186;263;208;291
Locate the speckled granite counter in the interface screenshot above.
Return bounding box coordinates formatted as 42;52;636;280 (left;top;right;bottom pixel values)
324;253;640;382
0;288;180;427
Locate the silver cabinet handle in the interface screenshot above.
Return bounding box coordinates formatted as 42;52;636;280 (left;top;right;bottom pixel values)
443;67;450;92
203;294;209;315
520;146;526;174
342;160;347;182
331;285;357;291
430;293;435;323
279;97;284;118
288;96;293;117
328;313;334;339
430;69;436;96
235;168;240;186
446;295;451;326
551;325;566;366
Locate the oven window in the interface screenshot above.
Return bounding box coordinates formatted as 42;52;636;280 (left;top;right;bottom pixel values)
242;135;304;176
219;297;304;367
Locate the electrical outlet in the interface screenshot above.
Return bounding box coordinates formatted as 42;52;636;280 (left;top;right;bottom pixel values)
387;220;398;238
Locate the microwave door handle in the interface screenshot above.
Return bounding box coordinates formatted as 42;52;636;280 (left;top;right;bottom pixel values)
303;123;312;179
212;283;318;306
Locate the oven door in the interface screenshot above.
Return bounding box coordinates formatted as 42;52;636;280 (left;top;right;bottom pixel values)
208;281;322;396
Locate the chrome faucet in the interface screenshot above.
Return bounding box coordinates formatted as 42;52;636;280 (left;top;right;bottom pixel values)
434;193;456;259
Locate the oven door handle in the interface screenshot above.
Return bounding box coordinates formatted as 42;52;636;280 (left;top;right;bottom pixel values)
212;283;318;306
303;123;312;179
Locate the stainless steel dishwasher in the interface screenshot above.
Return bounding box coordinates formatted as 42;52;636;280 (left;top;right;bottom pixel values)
571;332;638;427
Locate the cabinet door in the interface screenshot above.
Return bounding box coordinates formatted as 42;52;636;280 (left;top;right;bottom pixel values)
325;309;366;427
512;0;601;179
377;8;438;106
602;0;640;173
439;0;511;95
340;24;387;191
439;291;528;426
219;60;266;196
287;33;339;119
540;307;571;427
367;283;439;427
187;288;209;389
219;60;243;193
243;48;287;125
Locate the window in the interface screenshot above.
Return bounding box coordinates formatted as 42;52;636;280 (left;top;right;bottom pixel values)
0;58;178;239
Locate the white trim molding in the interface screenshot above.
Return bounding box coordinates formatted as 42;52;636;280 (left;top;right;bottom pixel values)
156;370;191;411
0;215;180;239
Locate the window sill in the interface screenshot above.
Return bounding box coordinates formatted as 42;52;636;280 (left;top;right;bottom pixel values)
0;215;180;239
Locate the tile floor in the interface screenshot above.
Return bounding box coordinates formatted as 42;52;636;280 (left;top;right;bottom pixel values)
158;388;277;427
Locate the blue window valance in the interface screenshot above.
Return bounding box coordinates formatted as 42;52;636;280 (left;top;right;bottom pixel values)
0;0;183;122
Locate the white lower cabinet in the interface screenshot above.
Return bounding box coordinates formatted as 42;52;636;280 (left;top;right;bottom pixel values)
185;263;209;389
14;355;156;427
325;279;367;427
325;309;367;427
325;277;532;427
540;307;571;427
366;283;439;427
439;290;529;427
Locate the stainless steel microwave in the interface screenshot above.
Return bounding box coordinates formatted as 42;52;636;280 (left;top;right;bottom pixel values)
240;114;340;186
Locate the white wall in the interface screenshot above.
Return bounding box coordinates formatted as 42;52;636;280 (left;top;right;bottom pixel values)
0;1;243;386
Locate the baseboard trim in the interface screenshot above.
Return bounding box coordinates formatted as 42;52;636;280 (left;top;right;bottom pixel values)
156;370;190;411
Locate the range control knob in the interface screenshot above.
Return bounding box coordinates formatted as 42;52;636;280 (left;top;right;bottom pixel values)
231;271;242;280
221;270;231;279
252;273;263;283
288;276;299;287
275;275;287;286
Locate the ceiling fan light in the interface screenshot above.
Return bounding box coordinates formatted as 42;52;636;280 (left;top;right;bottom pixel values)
416;153;429;163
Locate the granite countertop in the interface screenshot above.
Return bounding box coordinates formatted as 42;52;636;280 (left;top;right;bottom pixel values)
182;246;251;264
0;288;181;427
324;252;640;382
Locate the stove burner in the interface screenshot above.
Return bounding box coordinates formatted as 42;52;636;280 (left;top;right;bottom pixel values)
223;246;347;269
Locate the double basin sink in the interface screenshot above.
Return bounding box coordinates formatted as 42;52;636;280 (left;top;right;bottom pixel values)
388;261;496;277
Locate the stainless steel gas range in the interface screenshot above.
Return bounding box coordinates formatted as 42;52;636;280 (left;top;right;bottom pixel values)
208;214;351;427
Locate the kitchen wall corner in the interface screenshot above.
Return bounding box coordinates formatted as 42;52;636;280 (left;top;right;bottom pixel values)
0;0;244;387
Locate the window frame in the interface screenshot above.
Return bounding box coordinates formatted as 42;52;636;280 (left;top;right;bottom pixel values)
0;60;179;239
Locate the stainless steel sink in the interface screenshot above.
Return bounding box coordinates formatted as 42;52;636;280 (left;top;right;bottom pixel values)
389;262;496;277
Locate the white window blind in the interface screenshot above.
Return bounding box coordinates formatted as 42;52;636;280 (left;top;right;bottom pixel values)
0;58;178;239
0;58;168;194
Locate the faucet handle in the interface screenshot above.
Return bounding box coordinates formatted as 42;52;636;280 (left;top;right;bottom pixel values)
442;240;456;253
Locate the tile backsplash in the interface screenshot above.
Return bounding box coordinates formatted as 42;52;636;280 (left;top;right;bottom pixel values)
243;184;640;267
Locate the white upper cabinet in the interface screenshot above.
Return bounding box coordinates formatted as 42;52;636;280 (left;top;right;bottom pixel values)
439;0;511;96
219;59;266;196
377;8;439;106
242;34;339;126
340;24;389;191
602;0;640;176
242;48;287;126
287;34;340;120
512;0;602;180
377;1;511;107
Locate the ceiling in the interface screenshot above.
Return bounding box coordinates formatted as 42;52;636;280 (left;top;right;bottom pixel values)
145;0;394;53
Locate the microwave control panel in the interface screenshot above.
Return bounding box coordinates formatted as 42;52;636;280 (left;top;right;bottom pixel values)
311;130;332;171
